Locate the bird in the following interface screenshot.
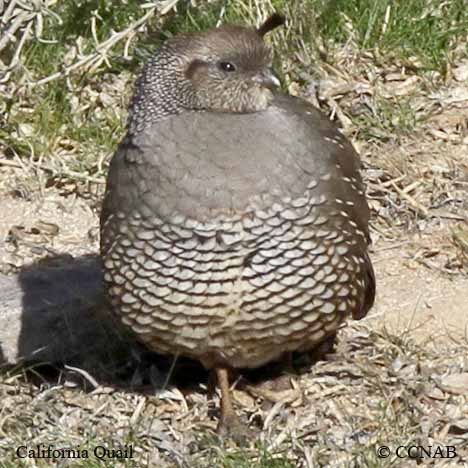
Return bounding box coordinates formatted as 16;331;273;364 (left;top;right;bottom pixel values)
100;13;375;439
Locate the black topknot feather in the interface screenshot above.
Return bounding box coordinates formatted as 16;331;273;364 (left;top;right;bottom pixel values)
257;13;285;37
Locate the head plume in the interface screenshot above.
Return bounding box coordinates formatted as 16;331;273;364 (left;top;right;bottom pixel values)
257;13;285;37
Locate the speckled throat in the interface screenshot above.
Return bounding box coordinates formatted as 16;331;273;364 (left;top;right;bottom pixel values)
127;51;198;135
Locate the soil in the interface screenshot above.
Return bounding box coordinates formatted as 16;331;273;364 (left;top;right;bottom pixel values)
370;240;467;345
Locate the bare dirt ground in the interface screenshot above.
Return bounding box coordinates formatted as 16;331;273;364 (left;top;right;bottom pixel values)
371;242;468;345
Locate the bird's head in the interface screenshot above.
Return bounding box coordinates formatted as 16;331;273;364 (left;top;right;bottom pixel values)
128;14;285;131
170;13;285;113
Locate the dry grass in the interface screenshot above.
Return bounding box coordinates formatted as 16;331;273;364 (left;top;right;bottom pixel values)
1;0;468;466
1;252;466;466
0;324;467;466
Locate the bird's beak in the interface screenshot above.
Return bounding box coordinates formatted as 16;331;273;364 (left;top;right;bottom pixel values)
252;69;281;89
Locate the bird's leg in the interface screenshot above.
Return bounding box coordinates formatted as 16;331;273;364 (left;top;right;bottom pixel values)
308;332;337;363
207;369;217;401
284;351;295;374
216;367;238;432
215;366;252;443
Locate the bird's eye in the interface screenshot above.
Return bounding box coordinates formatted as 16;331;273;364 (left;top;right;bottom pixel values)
219;61;237;72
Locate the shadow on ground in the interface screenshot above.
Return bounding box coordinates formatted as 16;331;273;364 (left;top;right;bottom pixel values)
1;254;334;396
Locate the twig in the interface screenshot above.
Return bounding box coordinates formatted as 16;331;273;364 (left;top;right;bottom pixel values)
0;158;105;184
32;6;158;86
0;10;35;53
390;181;429;217
9;20;33;69
64;365;100;389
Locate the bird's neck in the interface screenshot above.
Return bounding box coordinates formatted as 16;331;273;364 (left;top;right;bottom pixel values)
126;54;197;135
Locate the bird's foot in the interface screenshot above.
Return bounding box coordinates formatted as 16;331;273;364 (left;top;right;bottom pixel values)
216;412;254;446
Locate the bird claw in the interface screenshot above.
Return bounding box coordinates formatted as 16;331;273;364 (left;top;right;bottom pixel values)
216;413;254;446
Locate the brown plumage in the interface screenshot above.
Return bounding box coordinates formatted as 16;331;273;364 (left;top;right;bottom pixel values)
100;13;375;438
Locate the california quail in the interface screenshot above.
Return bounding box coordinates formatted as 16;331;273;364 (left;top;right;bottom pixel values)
100;14;375;437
